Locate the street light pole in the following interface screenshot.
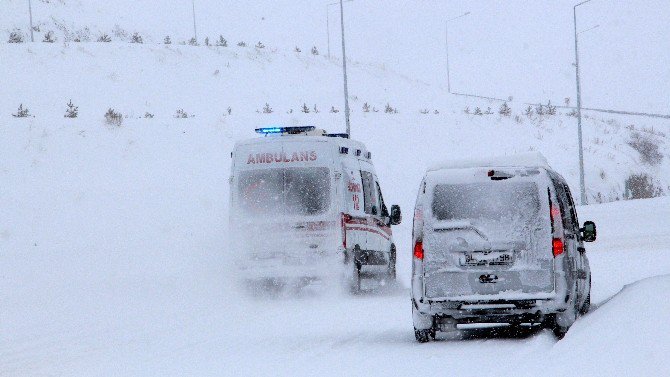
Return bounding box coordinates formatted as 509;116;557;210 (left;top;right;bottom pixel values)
28;0;34;42
339;0;351;137
327;0;353;59
192;0;198;42
574;0;592;205
445;12;470;94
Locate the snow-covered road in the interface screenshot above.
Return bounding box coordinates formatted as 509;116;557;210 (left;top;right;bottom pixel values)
2;194;669;376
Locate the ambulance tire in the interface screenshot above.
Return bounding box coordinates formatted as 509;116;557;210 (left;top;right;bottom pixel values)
387;245;397;281
349;246;363;294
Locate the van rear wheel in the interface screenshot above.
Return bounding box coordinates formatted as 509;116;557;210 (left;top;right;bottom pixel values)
414;328;435;343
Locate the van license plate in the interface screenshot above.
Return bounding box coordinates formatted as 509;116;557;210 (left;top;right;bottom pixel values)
461;251;513;266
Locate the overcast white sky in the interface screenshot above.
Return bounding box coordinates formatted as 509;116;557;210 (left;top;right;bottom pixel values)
5;0;670;113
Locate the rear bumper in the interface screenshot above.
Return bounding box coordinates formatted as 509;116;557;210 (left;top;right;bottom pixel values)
413;294;566;329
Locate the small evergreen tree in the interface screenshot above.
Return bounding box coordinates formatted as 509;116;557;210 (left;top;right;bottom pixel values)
104;108;123;126
294;46;301;53
330;106;339;113
473;107;483;116
175;109;189;118
262;103;273;114
97;33;112;42
216;35;228;47
8;30;24;43
362;102;371;113
311;46;319;55
301;103;310;113
12;104;30;118
535;103;545;116
130;32;143;44
484;107;493;115
144;112;154;119
188;37;198;46
204;37;210;46
464;106;470;114
164;35;172;44
499;102;511;116
227;106;232;115
237;41;246;47
524;105;534;117
64;100;78;118
434;110;439;115
385;103;396;114
546;100;557;115
255;41;265;49
42;31;56;43
313;104;320;113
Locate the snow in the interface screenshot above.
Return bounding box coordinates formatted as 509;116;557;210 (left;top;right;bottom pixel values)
427;152;551;172
1;10;670;376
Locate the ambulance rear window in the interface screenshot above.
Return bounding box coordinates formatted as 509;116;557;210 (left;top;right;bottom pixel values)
238;167;331;216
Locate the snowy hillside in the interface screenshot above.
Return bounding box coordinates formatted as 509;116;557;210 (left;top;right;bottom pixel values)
2;42;668;204
3;0;670;113
2;109;670;375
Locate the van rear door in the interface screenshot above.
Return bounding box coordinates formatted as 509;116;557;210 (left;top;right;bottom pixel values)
422;168;554;300
233;140;339;264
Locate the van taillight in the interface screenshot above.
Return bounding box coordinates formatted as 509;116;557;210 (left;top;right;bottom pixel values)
414;241;424;260
552;238;564;257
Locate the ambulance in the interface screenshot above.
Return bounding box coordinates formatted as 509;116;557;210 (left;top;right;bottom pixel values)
229;126;402;292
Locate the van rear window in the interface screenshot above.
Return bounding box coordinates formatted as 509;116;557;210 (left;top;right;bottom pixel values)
238;167;331;217
432;182;540;223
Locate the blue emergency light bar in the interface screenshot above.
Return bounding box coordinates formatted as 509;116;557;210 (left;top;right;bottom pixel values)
255;126;316;135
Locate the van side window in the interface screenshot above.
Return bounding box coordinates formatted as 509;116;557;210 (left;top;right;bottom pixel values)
360;171;378;215
376;181;389;217
549;174;578;234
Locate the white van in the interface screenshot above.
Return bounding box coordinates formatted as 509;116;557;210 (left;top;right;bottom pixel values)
411;153;596;341
229;126;402;292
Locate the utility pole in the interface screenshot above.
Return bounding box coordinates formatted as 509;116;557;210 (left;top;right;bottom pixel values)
28;0;34;42
339;0;351;137
192;0;198;43
574;0;592;205
445;12;470;93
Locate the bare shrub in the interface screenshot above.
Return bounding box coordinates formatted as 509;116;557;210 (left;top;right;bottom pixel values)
9;30;24;43
625;173;663;199
130;32;143;44
311;46;319;55
42;31;56;43
174;109;189;118
628;133;663;166
97;33;112;42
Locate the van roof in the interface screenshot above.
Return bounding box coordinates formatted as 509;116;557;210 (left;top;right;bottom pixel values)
427;152;551;172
